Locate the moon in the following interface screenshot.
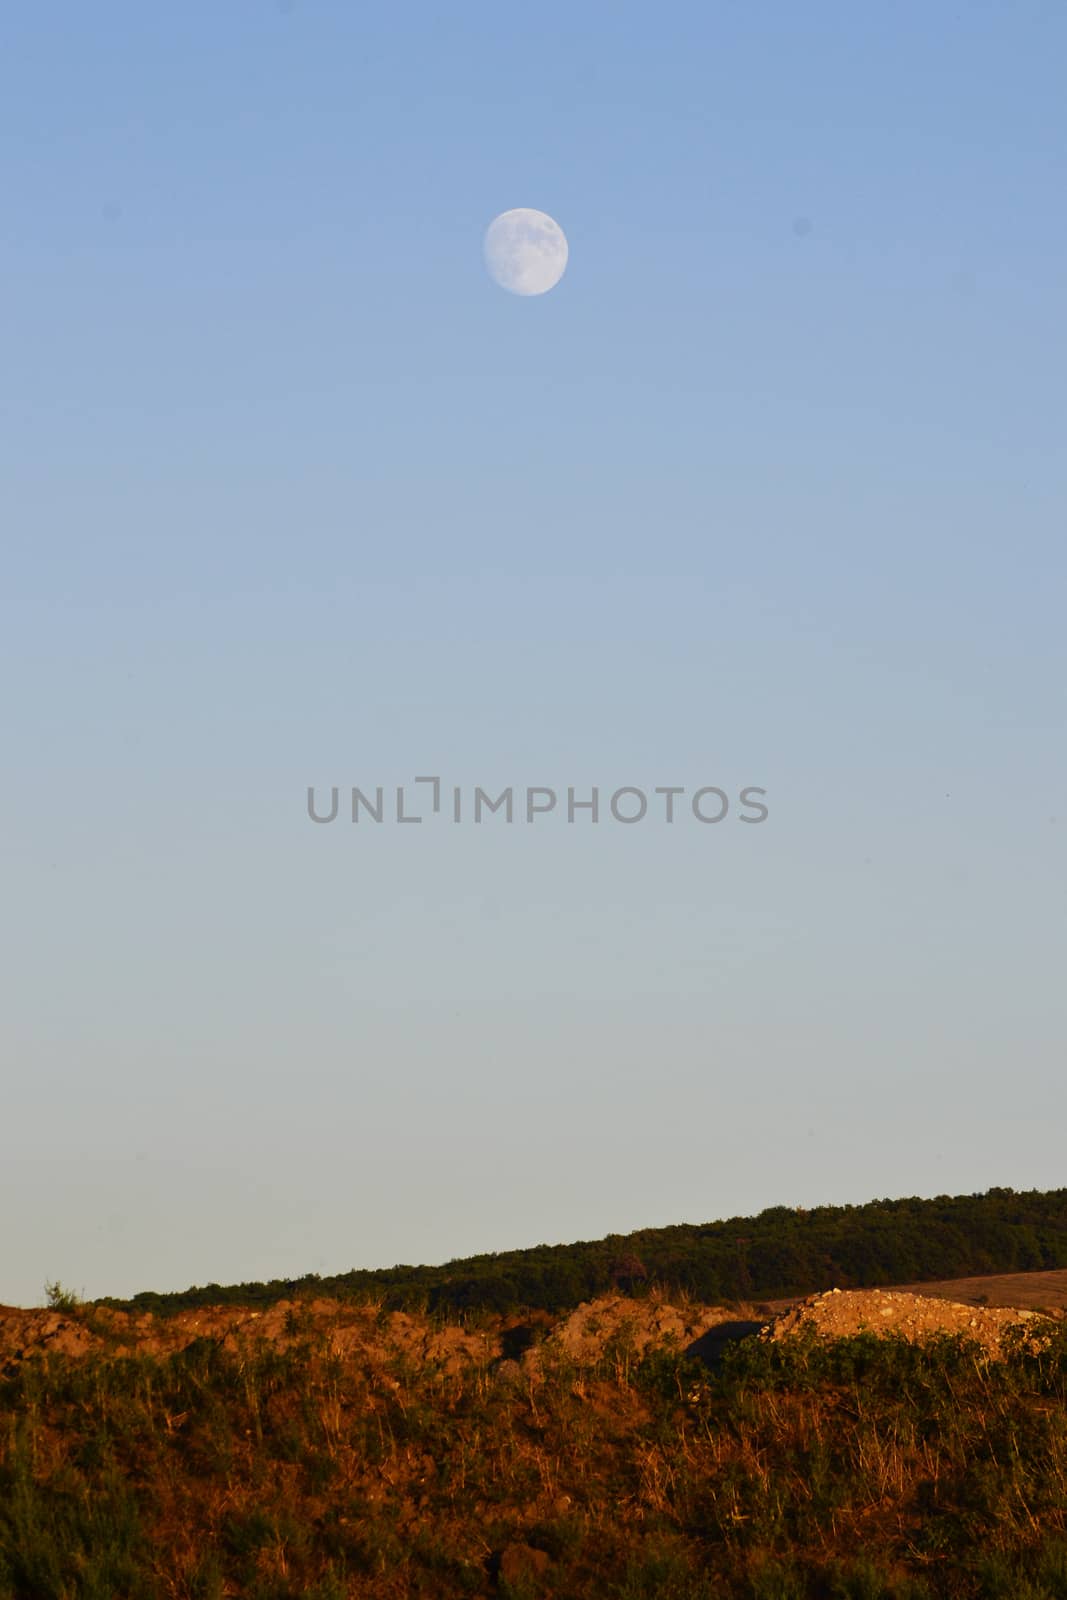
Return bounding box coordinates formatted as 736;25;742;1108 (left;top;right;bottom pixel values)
484;208;568;296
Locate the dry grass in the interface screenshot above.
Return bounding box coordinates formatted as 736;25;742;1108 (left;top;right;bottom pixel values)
2;1298;1067;1597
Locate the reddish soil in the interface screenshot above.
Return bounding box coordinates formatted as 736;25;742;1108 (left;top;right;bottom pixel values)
0;1299;497;1381
1;1267;1063;1379
761;1286;1058;1358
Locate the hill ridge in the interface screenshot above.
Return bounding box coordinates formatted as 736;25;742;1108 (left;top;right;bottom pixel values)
98;1184;1067;1319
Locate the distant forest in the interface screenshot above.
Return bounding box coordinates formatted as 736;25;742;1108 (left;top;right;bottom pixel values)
103;1187;1067;1318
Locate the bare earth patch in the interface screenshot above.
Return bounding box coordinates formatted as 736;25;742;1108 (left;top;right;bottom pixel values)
760;1286;1059;1357
1;1266;1064;1378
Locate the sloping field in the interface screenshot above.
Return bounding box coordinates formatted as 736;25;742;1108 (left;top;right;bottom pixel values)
761;1265;1067;1316
886;1266;1067;1311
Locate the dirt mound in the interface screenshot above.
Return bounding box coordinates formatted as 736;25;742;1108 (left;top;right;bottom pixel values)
762;1287;1057;1358
523;1293;755;1371
0;1308;99;1369
0;1298;500;1381
3;1282;1057;1383
0;1292;761;1383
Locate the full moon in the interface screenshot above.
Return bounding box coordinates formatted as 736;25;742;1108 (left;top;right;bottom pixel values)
484;208;568;296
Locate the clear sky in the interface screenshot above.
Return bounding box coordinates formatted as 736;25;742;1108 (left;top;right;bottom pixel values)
2;1;1065;1307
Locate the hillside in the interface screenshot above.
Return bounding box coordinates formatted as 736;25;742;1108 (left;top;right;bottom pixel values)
7;1188;1067;1597
2;1281;1067;1598
100;1186;1067;1320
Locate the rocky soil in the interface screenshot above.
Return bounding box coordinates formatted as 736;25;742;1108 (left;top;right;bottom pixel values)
760;1286;1061;1357
0;1298;496;1381
1;1276;1062;1380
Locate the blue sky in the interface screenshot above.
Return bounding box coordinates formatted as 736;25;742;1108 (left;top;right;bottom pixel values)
2;1;1065;1305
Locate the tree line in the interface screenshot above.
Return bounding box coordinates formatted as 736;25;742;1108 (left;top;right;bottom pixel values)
100;1186;1067;1318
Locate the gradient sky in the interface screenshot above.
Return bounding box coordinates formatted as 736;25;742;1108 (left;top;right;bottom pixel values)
2;1;1065;1307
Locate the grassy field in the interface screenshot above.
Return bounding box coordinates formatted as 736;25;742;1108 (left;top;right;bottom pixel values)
2;1298;1066;1599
